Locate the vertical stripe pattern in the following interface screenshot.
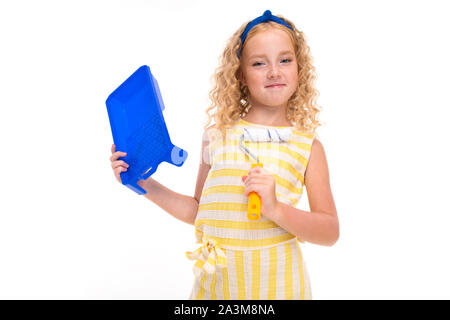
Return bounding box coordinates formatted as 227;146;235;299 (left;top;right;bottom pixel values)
189;239;311;300
268;246;277;299
251;250;260;299
284;242;293;299
188;119;314;300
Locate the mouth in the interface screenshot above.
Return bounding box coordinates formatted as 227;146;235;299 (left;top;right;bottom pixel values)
265;83;286;88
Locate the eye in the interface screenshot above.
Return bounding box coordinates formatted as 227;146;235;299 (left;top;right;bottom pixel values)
281;58;292;63
252;62;264;67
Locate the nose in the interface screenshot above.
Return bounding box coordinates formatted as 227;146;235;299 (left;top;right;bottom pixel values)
267;64;281;79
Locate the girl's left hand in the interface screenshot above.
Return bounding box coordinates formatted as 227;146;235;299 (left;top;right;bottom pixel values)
241;166;279;220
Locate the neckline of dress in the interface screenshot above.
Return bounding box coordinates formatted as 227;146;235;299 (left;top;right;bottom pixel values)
238;119;294;129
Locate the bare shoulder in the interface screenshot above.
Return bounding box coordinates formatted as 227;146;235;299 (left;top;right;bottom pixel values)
304;138;337;215
305;138;328;183
202;124;216;139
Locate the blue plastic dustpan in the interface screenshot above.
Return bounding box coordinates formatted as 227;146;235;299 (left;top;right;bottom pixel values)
106;65;188;195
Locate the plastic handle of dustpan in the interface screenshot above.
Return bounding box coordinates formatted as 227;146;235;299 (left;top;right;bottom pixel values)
139;144;188;181
127;144;188;194
248;163;263;220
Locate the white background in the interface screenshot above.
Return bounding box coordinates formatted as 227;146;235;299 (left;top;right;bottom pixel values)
1;0;449;299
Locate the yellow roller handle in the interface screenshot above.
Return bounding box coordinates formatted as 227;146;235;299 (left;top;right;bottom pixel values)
248;163;263;220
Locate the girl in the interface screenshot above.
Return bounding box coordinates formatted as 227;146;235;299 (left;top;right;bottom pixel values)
110;10;338;300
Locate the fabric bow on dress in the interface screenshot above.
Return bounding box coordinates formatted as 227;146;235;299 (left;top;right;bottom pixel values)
186;239;227;277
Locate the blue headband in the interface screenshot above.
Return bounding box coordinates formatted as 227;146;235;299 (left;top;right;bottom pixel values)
238;10;293;59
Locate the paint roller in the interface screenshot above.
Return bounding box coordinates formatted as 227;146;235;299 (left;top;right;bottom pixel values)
238;127;292;220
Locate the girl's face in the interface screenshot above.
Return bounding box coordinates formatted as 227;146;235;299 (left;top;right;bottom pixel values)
240;28;298;110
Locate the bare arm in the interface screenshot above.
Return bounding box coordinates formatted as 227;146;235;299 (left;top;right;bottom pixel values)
137;128;212;225
137;178;199;225
271;138;339;246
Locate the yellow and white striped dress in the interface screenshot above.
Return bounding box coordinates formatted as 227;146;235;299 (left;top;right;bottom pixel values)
186;118;315;300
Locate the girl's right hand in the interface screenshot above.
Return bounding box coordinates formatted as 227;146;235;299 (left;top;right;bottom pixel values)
110;144;129;183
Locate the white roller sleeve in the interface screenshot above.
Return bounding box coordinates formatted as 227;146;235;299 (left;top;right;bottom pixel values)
242;127;292;142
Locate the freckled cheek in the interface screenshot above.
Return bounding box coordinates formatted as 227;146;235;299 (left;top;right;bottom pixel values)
288;68;299;82
288;73;299;91
247;78;265;93
247;74;265;88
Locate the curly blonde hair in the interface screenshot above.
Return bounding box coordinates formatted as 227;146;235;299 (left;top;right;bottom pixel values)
204;13;322;139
